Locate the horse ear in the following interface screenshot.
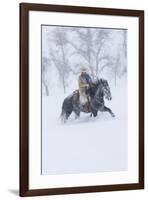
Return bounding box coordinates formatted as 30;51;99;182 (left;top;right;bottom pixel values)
100;78;103;83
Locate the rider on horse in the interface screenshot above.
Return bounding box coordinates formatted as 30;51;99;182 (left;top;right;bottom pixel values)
78;67;93;106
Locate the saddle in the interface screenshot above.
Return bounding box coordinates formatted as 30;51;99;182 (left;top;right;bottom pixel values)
73;90;91;113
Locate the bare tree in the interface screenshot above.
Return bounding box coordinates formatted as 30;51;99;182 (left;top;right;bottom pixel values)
110;30;127;86
93;29;111;76
114;51;121;86
121;30;127;75
42;57;50;96
49;28;71;93
67;28;112;79
123;30;127;58
114;30;127;83
44;27;127;91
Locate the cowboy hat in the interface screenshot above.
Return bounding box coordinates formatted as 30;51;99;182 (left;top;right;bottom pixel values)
80;67;88;73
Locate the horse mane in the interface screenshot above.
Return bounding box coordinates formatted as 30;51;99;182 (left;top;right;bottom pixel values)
98;78;106;85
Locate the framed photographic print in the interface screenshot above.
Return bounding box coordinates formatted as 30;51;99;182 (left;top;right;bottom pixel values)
20;3;144;197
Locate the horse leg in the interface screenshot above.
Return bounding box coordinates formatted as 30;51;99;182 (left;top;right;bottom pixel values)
90;104;98;117
91;109;98;117
93;112;98;117
73;106;80;119
66;111;72;120
102;106;115;117
74;112;80;119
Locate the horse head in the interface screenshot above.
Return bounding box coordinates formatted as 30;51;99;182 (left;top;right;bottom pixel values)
100;79;112;100
96;79;112;101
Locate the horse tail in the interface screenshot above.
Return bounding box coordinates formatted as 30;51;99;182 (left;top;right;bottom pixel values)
60;100;67;123
60;108;65;118
60;94;73;123
60;107;65;122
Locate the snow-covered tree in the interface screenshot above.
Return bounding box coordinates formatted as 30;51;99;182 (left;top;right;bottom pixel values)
43;26;127;92
49;28;71;93
67;28;112;79
42;57;50;96
108;30;127;86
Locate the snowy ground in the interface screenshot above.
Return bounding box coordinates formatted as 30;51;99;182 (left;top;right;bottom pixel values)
42;79;128;175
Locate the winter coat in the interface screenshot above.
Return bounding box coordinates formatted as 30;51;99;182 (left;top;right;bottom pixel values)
78;73;92;105
78;73;92;93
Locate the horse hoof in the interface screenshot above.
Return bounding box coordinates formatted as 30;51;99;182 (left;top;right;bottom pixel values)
112;113;115;117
